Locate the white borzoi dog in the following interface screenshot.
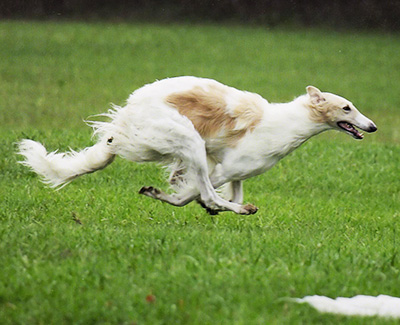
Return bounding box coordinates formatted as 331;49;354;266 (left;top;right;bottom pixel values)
18;76;377;215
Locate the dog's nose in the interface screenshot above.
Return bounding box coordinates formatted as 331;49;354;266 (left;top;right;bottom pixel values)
368;123;377;133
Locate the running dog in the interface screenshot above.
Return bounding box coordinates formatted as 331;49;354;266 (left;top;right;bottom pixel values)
18;77;377;215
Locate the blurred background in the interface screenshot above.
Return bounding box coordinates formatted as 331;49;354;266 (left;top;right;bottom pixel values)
1;0;400;31
1;2;400;324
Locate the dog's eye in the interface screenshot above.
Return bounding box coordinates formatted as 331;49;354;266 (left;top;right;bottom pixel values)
342;105;351;112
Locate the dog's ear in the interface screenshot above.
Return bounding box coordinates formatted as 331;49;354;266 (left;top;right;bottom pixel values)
306;86;326;105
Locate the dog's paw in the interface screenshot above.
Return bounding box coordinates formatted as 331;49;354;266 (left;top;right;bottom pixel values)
139;186;161;198
139;186;152;195
241;204;258;215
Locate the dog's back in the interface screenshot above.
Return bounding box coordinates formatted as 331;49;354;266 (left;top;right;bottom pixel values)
128;77;266;149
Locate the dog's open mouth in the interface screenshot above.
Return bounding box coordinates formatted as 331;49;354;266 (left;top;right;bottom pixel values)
337;122;364;139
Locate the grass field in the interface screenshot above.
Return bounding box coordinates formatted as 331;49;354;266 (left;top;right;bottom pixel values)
1;20;400;324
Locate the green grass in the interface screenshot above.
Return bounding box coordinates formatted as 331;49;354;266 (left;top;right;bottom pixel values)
1;20;400;324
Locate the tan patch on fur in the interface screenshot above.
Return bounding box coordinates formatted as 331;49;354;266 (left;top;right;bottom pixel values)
165;85;232;138
165;86;263;145
308;99;338;124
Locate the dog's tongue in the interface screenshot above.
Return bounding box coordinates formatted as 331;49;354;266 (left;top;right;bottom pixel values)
338;122;364;139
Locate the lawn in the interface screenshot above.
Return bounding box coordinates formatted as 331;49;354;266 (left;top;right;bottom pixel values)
0;20;400;324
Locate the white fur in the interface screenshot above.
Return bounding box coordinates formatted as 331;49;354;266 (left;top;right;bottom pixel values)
18;139;114;188
17;76;376;214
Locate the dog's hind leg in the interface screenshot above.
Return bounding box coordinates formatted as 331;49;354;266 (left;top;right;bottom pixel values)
139;141;256;214
139;180;256;215
168;165;186;186
139;186;196;207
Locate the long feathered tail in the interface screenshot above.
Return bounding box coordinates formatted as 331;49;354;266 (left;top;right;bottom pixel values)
17;139;115;188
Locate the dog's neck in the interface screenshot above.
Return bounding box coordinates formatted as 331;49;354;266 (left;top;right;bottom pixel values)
257;96;331;158
284;95;331;138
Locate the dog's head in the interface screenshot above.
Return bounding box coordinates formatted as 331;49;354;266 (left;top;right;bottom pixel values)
306;86;377;139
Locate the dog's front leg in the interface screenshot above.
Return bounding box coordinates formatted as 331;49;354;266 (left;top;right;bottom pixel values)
207;165;256;213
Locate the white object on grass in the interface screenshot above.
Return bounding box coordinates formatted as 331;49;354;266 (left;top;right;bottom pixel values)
295;295;400;318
